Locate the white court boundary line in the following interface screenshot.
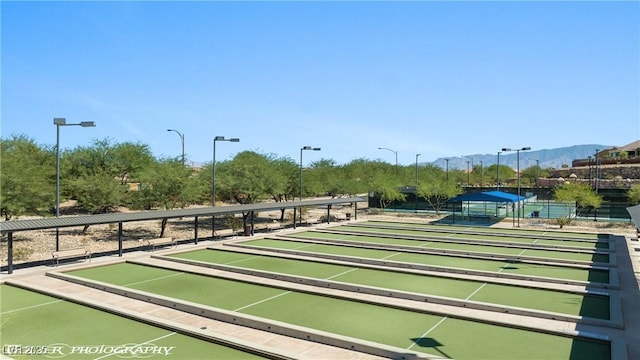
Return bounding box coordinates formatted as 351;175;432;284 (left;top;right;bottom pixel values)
233;291;292;312
1;299;62;315
406;239;541;351
126;272;184;287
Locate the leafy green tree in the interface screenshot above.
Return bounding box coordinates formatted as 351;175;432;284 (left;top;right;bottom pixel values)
554;182;601;207
309;158;342;198
0;135;55;219
215;151;276;228
260;154;296;222
62;139;164;213
70;172;128;214
448;168;470;188
110;141;156;185
369;174;406;209
133;158;195;211
488;165;516;188
521;165;543;186
269;156;298;203
64;139;129;213
553;182;602;220
219;151;272;205
130;158;196;236
627;184;640;205
342;158;395;196
417;179;462;215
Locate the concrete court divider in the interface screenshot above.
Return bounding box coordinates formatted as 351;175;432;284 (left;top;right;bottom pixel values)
224;242;620;290
314;227;616;254
41;271;434;360
152;253;624;330
279;233;614;268
351;221;617;244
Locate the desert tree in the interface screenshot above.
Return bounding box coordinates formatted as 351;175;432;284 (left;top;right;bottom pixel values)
0;135;55;219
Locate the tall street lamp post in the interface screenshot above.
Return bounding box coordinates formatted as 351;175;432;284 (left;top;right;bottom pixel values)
466;160;470;187
588;156;592;186
299;146;321;225
378;147;398;175
501;147;531;227
535;159;539;190
496;151;501;190
167;129;185;166
594;149;600;194
212;136;240;236
54;118;96;251
445;158;449;182
479;160;483;187
415;153;421;212
594;149;600;221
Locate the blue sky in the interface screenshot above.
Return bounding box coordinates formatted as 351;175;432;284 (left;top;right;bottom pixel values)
2;1;639;167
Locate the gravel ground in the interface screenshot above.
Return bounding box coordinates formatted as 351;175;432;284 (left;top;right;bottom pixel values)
1;207;637;267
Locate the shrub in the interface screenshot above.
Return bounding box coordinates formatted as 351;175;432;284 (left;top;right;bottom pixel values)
556;215;573;229
13;246;34;261
318;214;338;223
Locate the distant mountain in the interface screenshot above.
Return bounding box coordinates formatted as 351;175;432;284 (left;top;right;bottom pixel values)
429;144;611;170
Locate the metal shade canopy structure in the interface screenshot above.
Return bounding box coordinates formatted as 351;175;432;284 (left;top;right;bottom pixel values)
1;197;365;274
449;191;525;225
450;191;523;203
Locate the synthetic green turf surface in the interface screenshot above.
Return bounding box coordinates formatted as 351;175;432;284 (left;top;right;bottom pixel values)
288;231;609;263
240;239;610;283
68;263;610;359
0;285;266;360
169;249;610;319
333;225;607;250
361;221;604;240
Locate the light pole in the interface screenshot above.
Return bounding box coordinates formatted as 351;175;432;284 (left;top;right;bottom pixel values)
445;158;449;182
547;177;551;219
378;147;398;175
594;149;600;194
54;118;95;251
502;147;531;227
166;129;185;166
535;159;539;191
300;146;321;225
588;156;592;186
594;149;600;221
415;153;421;212
479;160;483;187
496;151;501;190
466;160;470;187
212;136;239;236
